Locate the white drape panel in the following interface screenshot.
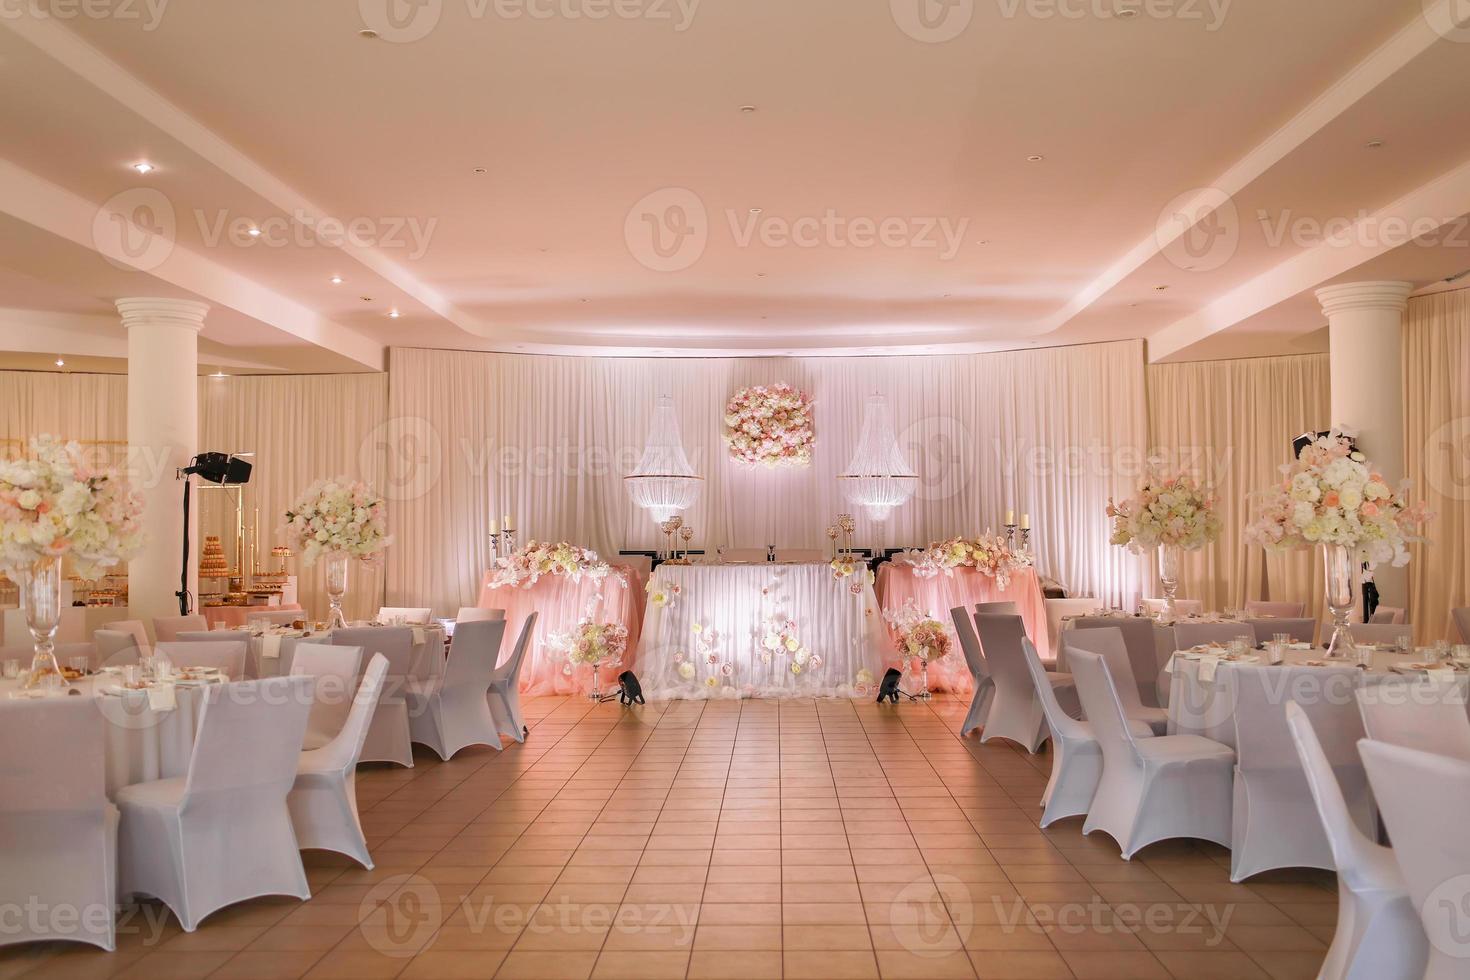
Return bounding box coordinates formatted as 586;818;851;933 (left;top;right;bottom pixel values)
0;371;127;462
1145;354;1330;619
1405;290;1470;642
385;343;1148;617
197;374;388;622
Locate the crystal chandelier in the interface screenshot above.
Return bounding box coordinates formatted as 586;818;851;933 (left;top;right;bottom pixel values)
625;394;703;524
838;393;917;522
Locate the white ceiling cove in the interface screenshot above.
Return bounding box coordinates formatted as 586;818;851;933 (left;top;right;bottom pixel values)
2;0;1469;371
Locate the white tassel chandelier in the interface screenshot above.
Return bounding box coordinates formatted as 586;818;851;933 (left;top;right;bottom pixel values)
625;394;703;524
838;393;917;522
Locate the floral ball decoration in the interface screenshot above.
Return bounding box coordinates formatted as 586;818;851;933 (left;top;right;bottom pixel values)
883;598;952;663
284;477;391;566
0;436;144;580
1107;466;1222;553
1245;430;1431;570
723;383;815;467
563;620;630;668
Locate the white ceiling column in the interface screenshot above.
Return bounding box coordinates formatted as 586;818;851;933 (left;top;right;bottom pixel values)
118;297;209;628
1315;280;1412;608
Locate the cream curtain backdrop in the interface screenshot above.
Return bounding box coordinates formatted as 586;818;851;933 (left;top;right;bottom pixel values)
384;342;1149;618
0;371;127;460
1146;354;1331;620
197;374;389;622
1405;290;1470;642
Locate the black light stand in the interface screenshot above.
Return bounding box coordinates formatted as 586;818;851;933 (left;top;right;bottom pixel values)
176;452;254;615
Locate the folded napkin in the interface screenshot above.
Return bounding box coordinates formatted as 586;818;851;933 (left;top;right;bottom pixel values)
412;626;427;646
260;633;283;661
1197;654;1259;683
147;683;177;712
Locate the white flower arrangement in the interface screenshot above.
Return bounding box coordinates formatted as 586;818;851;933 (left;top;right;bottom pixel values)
1245;430;1431;570
1107;467;1222;553
283;477;391;566
0;436;144;580
562;620;630;667
883;597;952;663
722;383;815;467
488;540;621;590
899;534;1033;590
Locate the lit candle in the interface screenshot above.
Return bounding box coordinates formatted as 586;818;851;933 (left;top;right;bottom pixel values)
489;518;500;535
1005;509;1015;525
1021;513;1030;529
503;514;516;532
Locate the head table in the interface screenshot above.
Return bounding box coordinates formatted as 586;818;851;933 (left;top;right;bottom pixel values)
635;562;888;700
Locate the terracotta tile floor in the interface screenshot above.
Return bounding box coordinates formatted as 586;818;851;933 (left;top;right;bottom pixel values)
1;694;1335;979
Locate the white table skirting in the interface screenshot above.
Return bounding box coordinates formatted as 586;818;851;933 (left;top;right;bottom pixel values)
634;563;887;700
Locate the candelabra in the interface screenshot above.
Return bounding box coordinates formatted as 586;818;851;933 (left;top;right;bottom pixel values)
838;513;856;555
1004;521;1017;550
1019;527;1032;553
826;525;840;560
680;525;694;561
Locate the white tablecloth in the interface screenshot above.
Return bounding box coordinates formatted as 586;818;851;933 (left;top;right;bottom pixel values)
2;676;209;796
635;562;887;700
241;625;445;681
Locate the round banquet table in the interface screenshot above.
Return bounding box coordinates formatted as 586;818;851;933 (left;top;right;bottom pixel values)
634;562;888;700
2;675;208;797
477;566;645;696
202;604;302;629
238;624;446;681
874;563;1050;693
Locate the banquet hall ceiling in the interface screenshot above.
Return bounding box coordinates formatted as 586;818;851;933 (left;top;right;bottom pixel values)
1;0;1469;371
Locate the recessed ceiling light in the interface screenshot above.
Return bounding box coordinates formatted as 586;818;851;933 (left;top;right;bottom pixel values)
1114;5;1139;17
329;275;343;284
1026;154;1045;162
54;358;65;367
976;239;990;246
740;105;758;113
1154;284;1169;291
360;296;374;303
749;207;762;214
1365;138;1385;149
473;167;487;175
210;370;228;379
358;28;379;39
247;227;261;237
388;309;402;319
131;161;155;175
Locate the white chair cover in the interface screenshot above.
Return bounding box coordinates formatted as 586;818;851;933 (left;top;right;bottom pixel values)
488;612;537;743
974;613;1077;753
1359;739;1470;980
949;607;994;737
1061;628;1168;735
103;619;151;649
1370;606;1406;624
116;676;313;931
1356;681;1470;762
1228;664;1369;882
1044;598;1097;658
1139;598;1204;617
408;619;507;759
1068;648;1234;858
1346;623;1414;647
156;640;248;680
616;554;653;576
456;607;506;623
1285;704;1425;980
0;697;117;951
288;654;389;869
974;601;1019;615
1069;616;1166;707
1244;600;1307;618
1174;622;1256;650
153;615;207;642
1021;637;1104;827
95;629;146;667
1243;617;1316;645
290;643;365;751
377;607;432;624
775;548;824;562
333;627;416;767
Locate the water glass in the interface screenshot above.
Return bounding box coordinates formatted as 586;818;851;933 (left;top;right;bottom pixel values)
1;659;19;680
1356;644;1374;668
1454;645;1470;665
1266;641;1285;666
1273;632;1290;647
67;657;89;676
122;664;142;687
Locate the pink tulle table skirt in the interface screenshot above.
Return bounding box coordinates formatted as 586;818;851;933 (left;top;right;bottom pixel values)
874;564;1051;693
477;566;646;696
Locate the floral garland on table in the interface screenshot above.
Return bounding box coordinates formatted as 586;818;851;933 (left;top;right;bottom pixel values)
0;436;144;580
1245;430;1431;570
1107;468;1222;553
487;540;622;590
560;620;630;670
283;477;391;566
883;598;952;663
899;534;1033;590
722;383;815;467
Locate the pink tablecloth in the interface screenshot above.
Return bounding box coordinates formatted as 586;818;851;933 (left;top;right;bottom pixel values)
202;604;301;629
476;566;646;696
874;564;1050;693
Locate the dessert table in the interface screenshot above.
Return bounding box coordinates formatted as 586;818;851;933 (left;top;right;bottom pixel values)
635;562;887;700
874;563;1049;692
476;566;645;696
